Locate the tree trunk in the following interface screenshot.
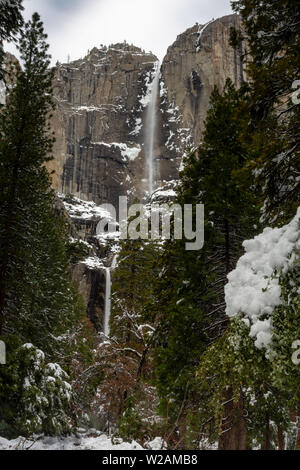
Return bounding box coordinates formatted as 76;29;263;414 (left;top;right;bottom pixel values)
277;425;285;450
261;416;271;450
218;388;248;450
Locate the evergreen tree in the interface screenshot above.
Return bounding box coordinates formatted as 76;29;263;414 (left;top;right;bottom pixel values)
0;0;23;80
111;237;159;338
111;234;160;385
153;80;259;447
194;208;300;450
231;0;300;224
0;13;80;349
0;14;91;436
0;13;55;335
91;233;161;439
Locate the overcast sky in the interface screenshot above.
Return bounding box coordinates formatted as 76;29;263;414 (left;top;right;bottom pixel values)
6;0;233;64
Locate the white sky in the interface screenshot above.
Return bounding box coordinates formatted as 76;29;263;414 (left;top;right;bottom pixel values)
6;0;233;64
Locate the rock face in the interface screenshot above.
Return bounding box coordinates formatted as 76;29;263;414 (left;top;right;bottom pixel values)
48;15;245;332
71;262;105;332
159;14;245;165
54;194;107;332
49;43;159;208
56;193;120;333
48;14;244;206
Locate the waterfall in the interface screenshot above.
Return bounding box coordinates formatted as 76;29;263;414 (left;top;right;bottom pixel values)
104;255;117;337
104;268;111;337
145;61;161;196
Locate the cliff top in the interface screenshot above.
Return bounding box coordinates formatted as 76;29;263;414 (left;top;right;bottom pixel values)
165;13;241;56
58;41;158;69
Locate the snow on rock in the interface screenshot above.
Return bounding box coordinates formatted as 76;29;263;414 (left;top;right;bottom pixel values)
120;144;141;161
151;183;177;203
91;142;141;161
0;433;143;451
139;62;160;109
225;207;300;350
196;19;215;52
96;230;121;246
72;105;103;113
81;256;105;270
153;188;176;199
128;62;161;138
160;80;168;100
129;117;142;136
58;193;113;221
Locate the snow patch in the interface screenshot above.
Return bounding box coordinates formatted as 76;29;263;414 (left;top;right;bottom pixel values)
196;19;215;52
0;433;143;451
58;193;113;221
91;142;141;161
225;208;300;350
82;257;105;270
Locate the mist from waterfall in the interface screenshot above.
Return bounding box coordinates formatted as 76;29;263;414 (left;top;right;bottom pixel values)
145;61;161;196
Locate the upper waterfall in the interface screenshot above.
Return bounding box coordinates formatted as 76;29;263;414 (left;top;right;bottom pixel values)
145;61;161;196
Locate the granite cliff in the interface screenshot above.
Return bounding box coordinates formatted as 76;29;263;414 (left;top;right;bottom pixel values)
48;14;245;332
48;14;244;207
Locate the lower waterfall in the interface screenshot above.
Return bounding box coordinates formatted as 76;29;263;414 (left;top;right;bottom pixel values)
104;255;117;337
104;268;111;337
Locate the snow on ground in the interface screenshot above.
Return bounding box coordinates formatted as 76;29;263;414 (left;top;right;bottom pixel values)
146;437;167;450
225;207;300;349
0;433;218;450
0;433;143;451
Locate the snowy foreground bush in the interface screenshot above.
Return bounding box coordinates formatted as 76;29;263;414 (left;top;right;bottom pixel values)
195;209;300;449
225;207;300;351
0;343;73;437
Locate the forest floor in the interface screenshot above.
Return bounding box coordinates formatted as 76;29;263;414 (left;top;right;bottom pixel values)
0;431;145;450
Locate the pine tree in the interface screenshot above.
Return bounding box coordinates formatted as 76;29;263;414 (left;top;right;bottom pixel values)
231;0;300;224
153;79;259;448
194;208;300;450
0;13;56;336
92;234;161;439
111;234;161;382
0;12;101;437
0;0;23;80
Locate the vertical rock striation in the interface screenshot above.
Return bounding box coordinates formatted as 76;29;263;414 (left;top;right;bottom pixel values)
48;14;245;203
47;14;245;332
158;14;245;179
49;43;159;206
